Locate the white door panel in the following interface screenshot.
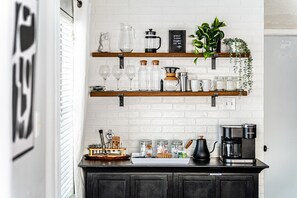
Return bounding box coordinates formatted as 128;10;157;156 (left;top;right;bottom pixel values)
264;36;297;198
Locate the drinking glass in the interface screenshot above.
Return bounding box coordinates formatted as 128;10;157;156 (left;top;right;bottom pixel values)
112;65;123;90
125;65;136;90
99;65;110;87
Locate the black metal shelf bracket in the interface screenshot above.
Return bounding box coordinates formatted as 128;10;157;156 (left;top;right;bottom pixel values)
118;94;124;107
118;54;124;69
211;54;219;70
211;93;219;107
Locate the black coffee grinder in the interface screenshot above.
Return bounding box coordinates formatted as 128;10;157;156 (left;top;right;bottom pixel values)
220;124;256;164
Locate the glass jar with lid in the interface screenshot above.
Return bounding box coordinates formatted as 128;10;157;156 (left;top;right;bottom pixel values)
170;140;183;158
225;76;236;91
139;139;153;157
156;139;169;154
214;76;225;91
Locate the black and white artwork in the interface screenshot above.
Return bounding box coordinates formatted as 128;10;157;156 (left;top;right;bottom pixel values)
12;0;37;160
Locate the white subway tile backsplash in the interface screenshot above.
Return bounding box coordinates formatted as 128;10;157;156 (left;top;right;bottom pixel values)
85;0;264;195
173;104;196;111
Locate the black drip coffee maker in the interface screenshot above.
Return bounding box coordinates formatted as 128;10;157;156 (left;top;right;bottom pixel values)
220;124;256;164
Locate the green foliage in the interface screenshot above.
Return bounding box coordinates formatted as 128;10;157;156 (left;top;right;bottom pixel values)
190;17;226;60
223;38;253;93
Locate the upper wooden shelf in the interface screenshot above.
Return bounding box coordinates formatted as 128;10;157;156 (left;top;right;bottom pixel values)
90;91;247;97
91;52;249;58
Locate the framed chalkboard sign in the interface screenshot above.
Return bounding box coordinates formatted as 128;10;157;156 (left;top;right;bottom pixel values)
169;30;186;53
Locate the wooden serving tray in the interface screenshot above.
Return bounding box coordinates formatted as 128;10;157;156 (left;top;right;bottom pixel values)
84;154;130;161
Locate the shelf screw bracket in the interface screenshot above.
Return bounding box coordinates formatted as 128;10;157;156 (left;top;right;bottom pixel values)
118;94;124;107
211;54;219;70
118;54;124;69
211;93;219;107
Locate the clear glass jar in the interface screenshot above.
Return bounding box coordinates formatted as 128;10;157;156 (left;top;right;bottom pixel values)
225;76;236;91
215;76;225;91
170;140;183;158
139;139;153;157
150;60;160;91
156;139;169;154
138;60;148;91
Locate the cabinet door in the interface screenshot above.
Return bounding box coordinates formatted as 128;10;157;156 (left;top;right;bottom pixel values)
174;174;216;198
131;174;172;198
87;173;130;198
216;175;256;198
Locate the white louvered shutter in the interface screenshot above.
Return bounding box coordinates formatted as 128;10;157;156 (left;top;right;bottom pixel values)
59;10;74;198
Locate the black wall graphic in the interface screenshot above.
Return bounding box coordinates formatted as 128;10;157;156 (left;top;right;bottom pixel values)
12;0;37;160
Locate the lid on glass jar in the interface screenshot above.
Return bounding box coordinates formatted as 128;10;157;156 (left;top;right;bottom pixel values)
171;140;183;146
152;60;159;65
140;60;147;65
156;139;168;144
140;139;152;143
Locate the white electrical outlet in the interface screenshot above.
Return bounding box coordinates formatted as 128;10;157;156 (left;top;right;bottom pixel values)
222;97;236;110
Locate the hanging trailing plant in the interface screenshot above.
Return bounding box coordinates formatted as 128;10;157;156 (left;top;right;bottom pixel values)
190;17;226;64
223;38;253;93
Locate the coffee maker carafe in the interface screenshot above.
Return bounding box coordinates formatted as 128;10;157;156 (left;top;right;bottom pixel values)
220;124;256;164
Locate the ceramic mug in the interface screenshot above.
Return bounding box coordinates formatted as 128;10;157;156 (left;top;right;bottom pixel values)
201;79;211;92
190;80;199;92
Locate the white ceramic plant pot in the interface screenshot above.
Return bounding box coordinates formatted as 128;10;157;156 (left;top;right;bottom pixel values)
229;42;244;53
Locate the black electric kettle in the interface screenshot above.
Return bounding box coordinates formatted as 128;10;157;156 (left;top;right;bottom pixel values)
186;136;217;162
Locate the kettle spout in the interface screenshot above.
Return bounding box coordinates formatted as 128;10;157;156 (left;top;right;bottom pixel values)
209;141;218;153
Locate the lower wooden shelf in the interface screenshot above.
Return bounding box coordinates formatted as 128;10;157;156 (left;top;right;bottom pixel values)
90;90;247;97
90;90;247;107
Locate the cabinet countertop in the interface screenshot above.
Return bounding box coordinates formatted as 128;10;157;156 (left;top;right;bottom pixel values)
79;157;268;174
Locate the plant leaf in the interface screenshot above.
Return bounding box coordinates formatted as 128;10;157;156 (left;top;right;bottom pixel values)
194;57;198;64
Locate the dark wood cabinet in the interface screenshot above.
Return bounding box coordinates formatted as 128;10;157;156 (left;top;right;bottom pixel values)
216;175;256;198
131;174;172;198
174;174;216;198
86;173;130;198
79;158;268;198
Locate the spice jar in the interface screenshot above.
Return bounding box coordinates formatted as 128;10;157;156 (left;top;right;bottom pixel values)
170;140;183;158
156;139;169;154
139;139;153;157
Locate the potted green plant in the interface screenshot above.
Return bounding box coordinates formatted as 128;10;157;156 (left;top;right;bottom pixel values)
190;17;226;63
223;38;253;92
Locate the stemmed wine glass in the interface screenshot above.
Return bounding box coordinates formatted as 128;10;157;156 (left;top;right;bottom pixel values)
125;65;136;91
99;65;110;88
112;65;123;90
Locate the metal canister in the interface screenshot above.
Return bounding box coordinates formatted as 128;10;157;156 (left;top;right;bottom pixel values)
178;72;188;92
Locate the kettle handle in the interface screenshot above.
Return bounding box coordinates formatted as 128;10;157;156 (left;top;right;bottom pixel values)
209;141;218;153
185;139;193;149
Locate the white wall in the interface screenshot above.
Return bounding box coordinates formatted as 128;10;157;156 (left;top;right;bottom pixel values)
85;0;264;197
265;0;297;29
9;0;59;198
0;1;13;198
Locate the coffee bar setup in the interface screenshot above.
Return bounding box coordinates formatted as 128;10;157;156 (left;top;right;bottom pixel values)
80;18;268;198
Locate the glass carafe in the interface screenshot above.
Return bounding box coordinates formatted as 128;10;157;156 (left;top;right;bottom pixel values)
119;23;134;52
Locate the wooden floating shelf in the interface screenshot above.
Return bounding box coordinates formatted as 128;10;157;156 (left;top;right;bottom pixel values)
91;52;250;58
90;91;247;97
